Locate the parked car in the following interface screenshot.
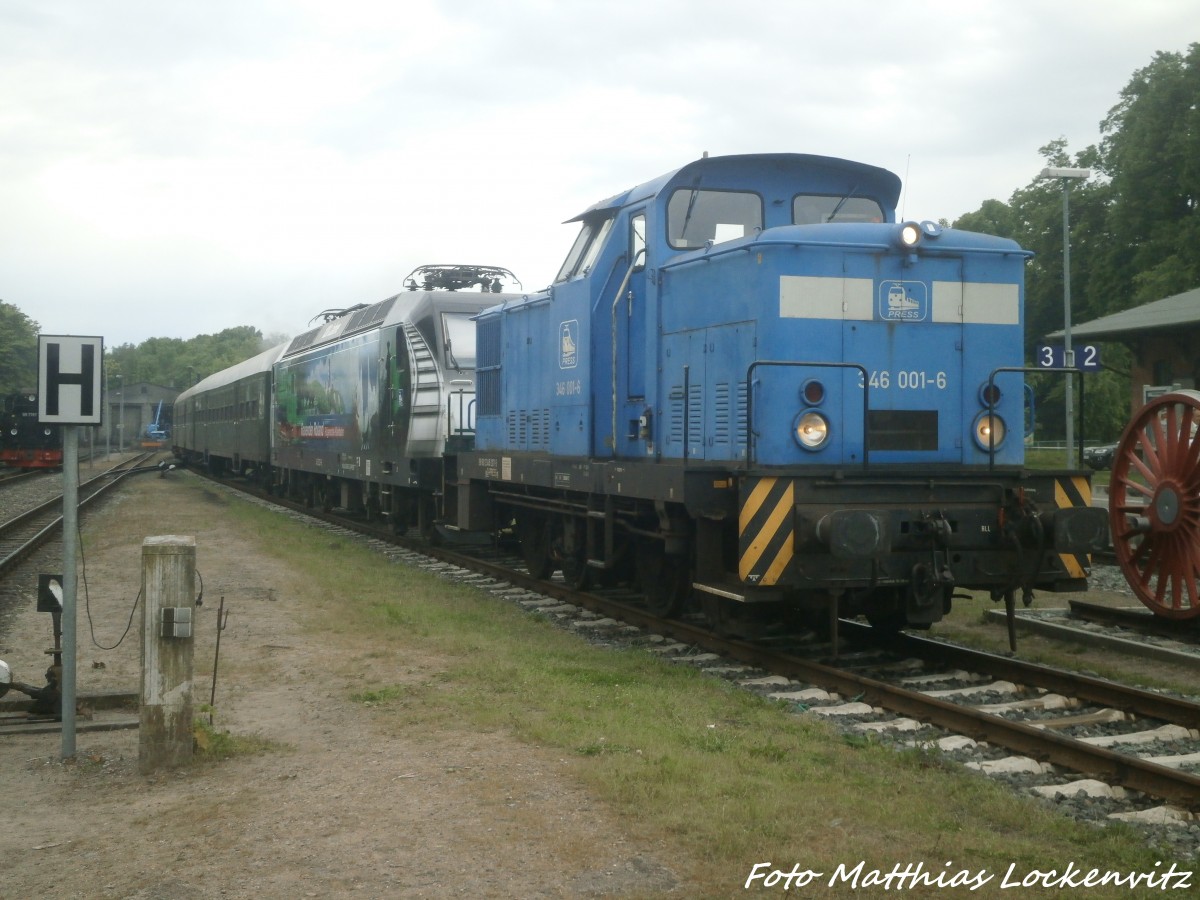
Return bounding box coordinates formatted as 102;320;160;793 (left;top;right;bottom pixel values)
1084;443;1118;470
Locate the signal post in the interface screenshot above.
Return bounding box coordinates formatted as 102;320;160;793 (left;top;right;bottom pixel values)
36;334;104;758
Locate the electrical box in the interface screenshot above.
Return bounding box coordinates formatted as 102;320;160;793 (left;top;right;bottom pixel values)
160;607;193;639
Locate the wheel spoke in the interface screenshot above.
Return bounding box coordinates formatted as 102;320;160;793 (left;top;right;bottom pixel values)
1163;404;1179;471
1128;432;1160;485
1116;476;1154;501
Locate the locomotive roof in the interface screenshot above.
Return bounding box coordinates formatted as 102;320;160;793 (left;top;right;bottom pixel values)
564;152;903;222
177;286;521;403
279;288;514;361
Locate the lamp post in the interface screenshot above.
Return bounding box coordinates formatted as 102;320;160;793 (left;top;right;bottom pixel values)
1040;166;1090;466
115;374;124;453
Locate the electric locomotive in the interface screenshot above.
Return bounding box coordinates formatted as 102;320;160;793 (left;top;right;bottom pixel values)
449;153;1108;631
174;265;523;536
1;391;63;468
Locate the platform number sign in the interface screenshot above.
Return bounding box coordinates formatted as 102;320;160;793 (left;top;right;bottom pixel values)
37;335;104;424
1036;343;1101;371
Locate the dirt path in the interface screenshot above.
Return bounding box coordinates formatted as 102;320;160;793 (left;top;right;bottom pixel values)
0;472;684;898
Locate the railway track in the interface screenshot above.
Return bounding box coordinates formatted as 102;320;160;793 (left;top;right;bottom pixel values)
0;454;158;581
197;471;1200;837
0;467;47;488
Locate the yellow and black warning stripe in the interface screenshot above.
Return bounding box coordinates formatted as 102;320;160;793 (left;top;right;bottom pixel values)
739;476;795;586
1055;474;1093;578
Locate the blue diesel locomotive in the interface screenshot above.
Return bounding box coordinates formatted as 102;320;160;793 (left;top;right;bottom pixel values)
448;152;1107;630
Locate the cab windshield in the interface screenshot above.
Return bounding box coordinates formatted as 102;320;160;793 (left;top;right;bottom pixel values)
667;189;762;249
793;194;884;224
555;216;614;282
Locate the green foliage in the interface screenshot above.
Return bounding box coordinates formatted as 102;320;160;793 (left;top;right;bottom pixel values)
0;301;40;393
0;297;273;393
953;43;1200;440
106;324;270;389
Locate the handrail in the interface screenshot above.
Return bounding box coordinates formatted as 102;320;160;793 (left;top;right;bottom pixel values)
446;384;476;439
610;248;646;454
661;235;1031;274
987;366;1087;470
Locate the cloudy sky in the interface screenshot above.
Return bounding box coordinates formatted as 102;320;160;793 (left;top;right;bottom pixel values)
2;1;1196;349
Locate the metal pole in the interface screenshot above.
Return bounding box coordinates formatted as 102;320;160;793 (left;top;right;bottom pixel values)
104;372;110;460
61;426;78;758
1061;177;1074;468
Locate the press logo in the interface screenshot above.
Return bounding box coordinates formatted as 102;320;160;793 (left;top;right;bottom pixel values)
560;319;579;369
878;281;928;321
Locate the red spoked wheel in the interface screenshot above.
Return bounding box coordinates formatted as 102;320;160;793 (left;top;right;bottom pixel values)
1109;390;1200;619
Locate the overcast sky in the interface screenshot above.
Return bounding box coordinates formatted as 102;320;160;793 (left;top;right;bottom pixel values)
2;1;1196;350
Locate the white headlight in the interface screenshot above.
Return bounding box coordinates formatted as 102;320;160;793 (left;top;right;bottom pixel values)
899;222;922;247
794;411;830;450
973;413;1006;450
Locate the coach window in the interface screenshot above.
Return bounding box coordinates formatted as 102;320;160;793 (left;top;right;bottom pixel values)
793;194;885;225
667;189;761;250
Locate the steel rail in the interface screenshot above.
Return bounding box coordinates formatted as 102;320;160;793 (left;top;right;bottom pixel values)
0;454;156;577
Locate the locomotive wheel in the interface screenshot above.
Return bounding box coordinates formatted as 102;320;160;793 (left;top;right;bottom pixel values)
517;514;554;580
560;547;591;590
419;496;441;546
635;542;689;617
863;587;907;634
1109;389;1200;619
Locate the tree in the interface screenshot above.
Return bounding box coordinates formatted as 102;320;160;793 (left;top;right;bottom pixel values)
0;301;40;394
1099;44;1200;304
950;46;1200;442
105;325;267;390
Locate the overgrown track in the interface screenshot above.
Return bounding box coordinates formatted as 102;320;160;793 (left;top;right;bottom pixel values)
203;470;1200;816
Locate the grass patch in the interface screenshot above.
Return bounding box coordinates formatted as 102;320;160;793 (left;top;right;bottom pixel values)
192;716;281;761
184;479;1185;895
350;684;408;706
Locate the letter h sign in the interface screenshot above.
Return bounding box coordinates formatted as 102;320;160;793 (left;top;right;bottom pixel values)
38;335;104;425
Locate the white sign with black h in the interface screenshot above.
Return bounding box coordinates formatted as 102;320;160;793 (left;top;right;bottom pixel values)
37;335;104;425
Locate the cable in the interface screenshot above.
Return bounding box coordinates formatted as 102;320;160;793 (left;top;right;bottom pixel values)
76;525;205;650
79;522;141;651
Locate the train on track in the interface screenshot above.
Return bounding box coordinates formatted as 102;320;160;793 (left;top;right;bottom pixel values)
1;391;63;469
175;152;1110;633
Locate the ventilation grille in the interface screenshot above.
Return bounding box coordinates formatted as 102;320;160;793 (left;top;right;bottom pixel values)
477;317;502;416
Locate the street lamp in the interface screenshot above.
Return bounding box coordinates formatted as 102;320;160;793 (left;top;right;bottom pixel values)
1040;166;1090;466
115;374;124;453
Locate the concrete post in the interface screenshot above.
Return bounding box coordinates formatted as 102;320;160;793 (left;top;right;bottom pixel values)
139;535;196;773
